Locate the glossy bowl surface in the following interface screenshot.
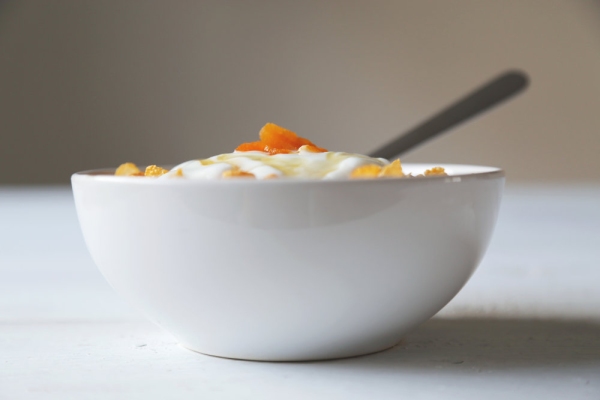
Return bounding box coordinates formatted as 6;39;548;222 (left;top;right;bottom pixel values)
72;163;504;361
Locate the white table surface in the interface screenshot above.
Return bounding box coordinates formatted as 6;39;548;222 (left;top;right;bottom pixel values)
1;185;599;400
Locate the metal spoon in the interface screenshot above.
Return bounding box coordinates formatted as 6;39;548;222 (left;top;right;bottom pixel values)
368;70;529;159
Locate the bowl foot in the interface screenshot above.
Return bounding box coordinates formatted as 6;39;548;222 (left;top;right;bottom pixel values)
178;341;401;362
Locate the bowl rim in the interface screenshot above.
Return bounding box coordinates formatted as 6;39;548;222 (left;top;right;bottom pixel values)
71;163;504;186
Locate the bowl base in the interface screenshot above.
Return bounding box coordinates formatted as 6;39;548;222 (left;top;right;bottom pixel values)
178;341;401;362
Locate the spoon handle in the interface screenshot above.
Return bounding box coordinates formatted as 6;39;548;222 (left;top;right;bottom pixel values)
368;70;529;159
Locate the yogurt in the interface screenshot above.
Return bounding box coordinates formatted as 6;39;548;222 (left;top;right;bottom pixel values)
161;147;389;180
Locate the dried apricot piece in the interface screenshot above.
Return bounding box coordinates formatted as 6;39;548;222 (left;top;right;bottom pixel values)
350;164;383;178
236;141;267;152
424;167;446;176
115;162;141;176
260;123;327;153
236;123;327;155
145;165;169;177
259;123;306;150
263;145;292;155
379;159;404;177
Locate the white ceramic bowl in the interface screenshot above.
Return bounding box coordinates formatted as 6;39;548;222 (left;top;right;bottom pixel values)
72;163;504;361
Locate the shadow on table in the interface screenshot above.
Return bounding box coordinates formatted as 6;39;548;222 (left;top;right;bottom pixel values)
320;318;600;371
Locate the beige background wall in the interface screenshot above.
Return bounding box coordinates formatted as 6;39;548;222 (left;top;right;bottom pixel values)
1;0;599;184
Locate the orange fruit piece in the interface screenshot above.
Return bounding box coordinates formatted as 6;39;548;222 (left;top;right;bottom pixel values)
236;123;327;155
236;141;267;152
259;123;310;151
263;146;292;155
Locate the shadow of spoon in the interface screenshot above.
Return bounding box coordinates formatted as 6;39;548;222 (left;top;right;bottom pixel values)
368;70;529;159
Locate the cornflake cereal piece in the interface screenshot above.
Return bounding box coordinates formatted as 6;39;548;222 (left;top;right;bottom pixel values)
379;159;404;177
115;162;141;176
145;165;169;177
424;167;446;176
350;164;382;178
175;168;184;177
222;167;255;179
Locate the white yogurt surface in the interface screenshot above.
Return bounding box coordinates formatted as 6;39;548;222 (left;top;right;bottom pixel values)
161;147;389;180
